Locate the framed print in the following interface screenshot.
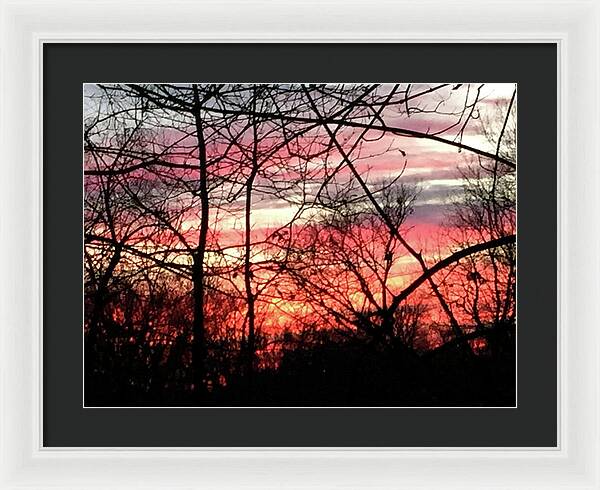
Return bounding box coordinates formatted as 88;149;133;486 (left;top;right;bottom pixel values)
1;1;599;489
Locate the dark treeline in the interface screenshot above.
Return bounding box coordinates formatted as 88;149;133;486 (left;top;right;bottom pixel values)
84;83;516;406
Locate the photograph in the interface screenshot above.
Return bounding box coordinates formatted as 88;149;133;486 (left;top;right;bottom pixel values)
83;82;517;407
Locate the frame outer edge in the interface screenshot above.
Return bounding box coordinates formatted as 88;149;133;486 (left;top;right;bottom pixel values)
0;0;598;488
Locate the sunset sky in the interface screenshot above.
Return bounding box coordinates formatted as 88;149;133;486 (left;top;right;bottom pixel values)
84;82;516;338
202;83;516;281
84;82;517;406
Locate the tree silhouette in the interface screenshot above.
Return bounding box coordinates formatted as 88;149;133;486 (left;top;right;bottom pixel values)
84;83;517;406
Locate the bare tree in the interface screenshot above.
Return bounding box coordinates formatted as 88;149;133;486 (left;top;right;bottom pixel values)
84;82;517;405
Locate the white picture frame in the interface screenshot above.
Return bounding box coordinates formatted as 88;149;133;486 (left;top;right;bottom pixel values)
1;0;598;488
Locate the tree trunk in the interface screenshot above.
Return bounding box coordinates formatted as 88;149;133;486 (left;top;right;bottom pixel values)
191;85;209;399
243;170;257;393
244;93;259;395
